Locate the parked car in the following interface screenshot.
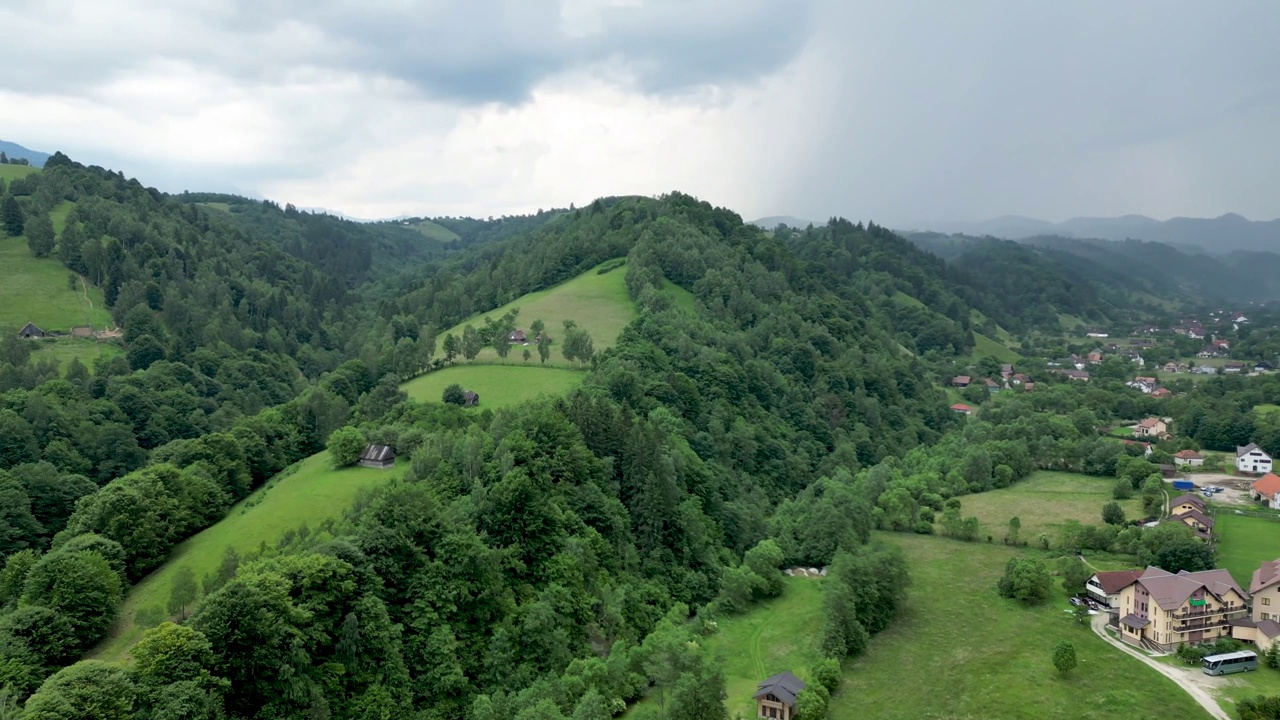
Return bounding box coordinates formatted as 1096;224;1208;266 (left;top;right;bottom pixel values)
1212;487;1225;494
1070;597;1084;607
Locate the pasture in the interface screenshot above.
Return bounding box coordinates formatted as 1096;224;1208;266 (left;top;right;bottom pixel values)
92;453;399;661
956;471;1145;540
25;337;123;371
403;365;586;409
1214;512;1280;588
0;164;39;182
0;210;112;331
439;260;636;368
409;219;460;242
970;331;1021;363
832;534;1211;719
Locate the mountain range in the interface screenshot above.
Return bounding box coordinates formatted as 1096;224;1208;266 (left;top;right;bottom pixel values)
0;139;50;167
903;213;1280;254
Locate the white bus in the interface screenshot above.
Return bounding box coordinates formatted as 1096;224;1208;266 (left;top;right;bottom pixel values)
1202;650;1258;676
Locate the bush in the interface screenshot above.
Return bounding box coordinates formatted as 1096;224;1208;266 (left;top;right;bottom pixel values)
913;520;934;535
441;384;466;405
326;426;366;468
812;658;841;693
918;507;935;523
794;684;830;720
1238;695;1280;720
1112;477;1133;500
1052;641;1077;674
996;557;1052;605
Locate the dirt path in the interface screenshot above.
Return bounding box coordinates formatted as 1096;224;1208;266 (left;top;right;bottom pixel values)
1090;614;1230;720
78;274;97;331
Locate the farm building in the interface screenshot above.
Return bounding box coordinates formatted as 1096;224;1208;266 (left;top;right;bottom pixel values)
1237;444;1273;475
464;390;480;406
754;671;805;720
1251;473;1280;510
950;403;972;415
508;329;528;343
358;444;396;469
17;322;45;338
1173;450;1204;467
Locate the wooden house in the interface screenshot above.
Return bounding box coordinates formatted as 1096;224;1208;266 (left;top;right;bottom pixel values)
464;390;480;406
17;322;45;338
358;444;396;469
754;671;805;720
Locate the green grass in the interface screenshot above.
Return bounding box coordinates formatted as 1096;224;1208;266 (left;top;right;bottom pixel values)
0;207;112;332
1110;426;1134;437
1215;513;1280;588
958;471;1144;540
402;365;586;408
25;337;123;371
663;279;696;314
0;165;39;182
92;453;400;661
893;291;926;309
1058;313;1085;330
409;219;460;242
1256;404;1280;417
710;579;825;718
195;202;232;213
832;534;1211;720
440;260;636;368
970;332;1021;363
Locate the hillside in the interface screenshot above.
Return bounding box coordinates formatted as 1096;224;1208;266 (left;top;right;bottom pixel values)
403;365;586;406
0;163;40;182
0;140;49;167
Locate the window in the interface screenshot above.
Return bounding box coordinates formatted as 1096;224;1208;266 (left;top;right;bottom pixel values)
1264;597;1271;606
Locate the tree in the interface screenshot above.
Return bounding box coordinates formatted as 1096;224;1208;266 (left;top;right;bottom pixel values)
561;325;594;367
1112;477;1133;500
442;333;459;364
1005;516;1021;546
537;333;551;364
326;426;366;468
1101;501;1126;526
167;566;198;620
462;325;482;362
522;348;531;363
132;622;215;687
25;214;55;258
22;660;137;720
1141;475;1165;518
442;384;466;405
793;685;830;720
21;548;123;649
1059;557;1092;596
0;195;23;237
996;557;1052;605
1052;641;1077;674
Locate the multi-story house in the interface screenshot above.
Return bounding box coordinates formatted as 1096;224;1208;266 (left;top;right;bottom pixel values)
1237;444;1273;475
1117;567;1249;652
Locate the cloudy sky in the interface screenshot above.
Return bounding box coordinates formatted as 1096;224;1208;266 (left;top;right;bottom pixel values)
1;1;1278;225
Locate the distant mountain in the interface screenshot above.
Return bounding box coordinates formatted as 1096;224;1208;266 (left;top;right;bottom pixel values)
908;213;1280;254
751;215;818;230
0;139;50;167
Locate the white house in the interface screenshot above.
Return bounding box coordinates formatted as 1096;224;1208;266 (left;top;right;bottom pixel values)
1238;443;1274;475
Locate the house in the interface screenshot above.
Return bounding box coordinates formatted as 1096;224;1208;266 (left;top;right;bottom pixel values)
1251;473;1280;510
950;403;973;415
1055;369;1090;382
1121;439;1154;457
1163;362;1181;374
1232;559;1280;651
1010;372;1030;385
464;390;480;407
1116;567;1249;651
984;378;1001;393
1224;361;1246;374
1023;382;1035;392
1087;350;1104;364
1173;449;1205;468
508;329;528;344
358;443;396;469
1169;507;1214;539
17;322;45;339
1086;331;1109;338
1086;569;1143;610
1000;363;1014;378
1213;339;1232;351
1134;417;1167;438
1151;387;1172;399
1255;362;1274;373
1237;444;1274;475
754;672;805;720
1194;365;1217;375
1198;346;1222;358
951;375;971;388
1235;315;1250;324
1170;494;1206;516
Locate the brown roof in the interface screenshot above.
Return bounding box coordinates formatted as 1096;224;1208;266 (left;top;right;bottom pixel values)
1252;473;1280;501
1260;619;1280;639
952;375;971;385
1120;613;1150;630
1136;417;1163;429
1092;569;1143;594
1171;508;1214;530
1251;558;1280;594
1133;567;1246;611
950;403;972;412
1169;493;1205;510
1174;449;1204;460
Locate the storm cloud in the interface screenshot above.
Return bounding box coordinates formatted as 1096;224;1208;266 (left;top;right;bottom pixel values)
0;1;1276;224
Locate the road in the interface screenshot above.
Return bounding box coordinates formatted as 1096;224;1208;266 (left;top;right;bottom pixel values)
1090;614;1230;720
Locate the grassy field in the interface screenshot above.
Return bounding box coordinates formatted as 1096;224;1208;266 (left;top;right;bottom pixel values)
970;332;1021;363
25;337;123;371
664;279;696;314
1255;404;1280;417
0;164;39;182
957;471;1145;540
402;365;586;408
92;453;400;661
409;219;460;242
0;217;112;332
440;260;636;368
1110;426;1134;437
1215;513;1280;588
832;534;1211;719
1058;313;1085;330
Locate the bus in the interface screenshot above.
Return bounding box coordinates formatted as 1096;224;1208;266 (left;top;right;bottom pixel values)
1202;651;1258;675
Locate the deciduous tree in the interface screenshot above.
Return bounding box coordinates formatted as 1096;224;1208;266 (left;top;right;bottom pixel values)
1052;641;1077;674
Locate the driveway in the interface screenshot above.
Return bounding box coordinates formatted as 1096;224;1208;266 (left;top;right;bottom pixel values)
1090;614;1230;720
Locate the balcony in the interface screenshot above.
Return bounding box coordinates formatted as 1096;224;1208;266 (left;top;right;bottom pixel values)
1170;605;1245;620
1174;618;1233;632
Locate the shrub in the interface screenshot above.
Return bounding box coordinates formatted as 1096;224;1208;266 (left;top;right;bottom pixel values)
1052;641;1077;674
996;557;1052;605
442;384;466;405
812;658;841;693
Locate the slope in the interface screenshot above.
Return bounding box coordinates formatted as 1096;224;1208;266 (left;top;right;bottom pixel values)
93;454;403;661
0;201;113;332
0;163;40;182
403;365;586;406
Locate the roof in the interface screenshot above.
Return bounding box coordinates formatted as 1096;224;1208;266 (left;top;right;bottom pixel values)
1259;619;1280;639
1238;443;1271;459
1170;508;1214;530
1252;473;1280;501
952;375;971;384
18;322;43;334
1092;569;1143;594
1250;558;1280;594
1174;450;1204;460
754;671;806;706
1169;493;1205;510
359;444;395;462
1136;417;1163;429
950;404;972;412
1133;567;1246;611
1120;613;1150;630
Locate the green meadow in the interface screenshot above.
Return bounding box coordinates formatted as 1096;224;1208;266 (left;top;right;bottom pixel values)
1215;512;1280;588
957;471;1145;539
0;201;112;332
402;364;586;408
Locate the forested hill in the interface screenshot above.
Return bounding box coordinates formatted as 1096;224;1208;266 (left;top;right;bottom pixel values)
904;231;1280;326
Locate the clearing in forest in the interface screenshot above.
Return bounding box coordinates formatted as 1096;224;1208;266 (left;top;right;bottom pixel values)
92;454;398;661
402;364;586;408
0;201;111;332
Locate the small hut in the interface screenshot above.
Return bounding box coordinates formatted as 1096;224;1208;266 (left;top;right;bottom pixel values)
17;322;45;339
464;390;480;407
358;443;396;469
754;671;805;720
508;329;528;344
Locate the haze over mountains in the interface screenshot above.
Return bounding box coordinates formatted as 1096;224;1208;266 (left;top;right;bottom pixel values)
0;139;49;167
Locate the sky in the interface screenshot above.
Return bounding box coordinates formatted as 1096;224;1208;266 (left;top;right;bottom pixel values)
1;1;1278;225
